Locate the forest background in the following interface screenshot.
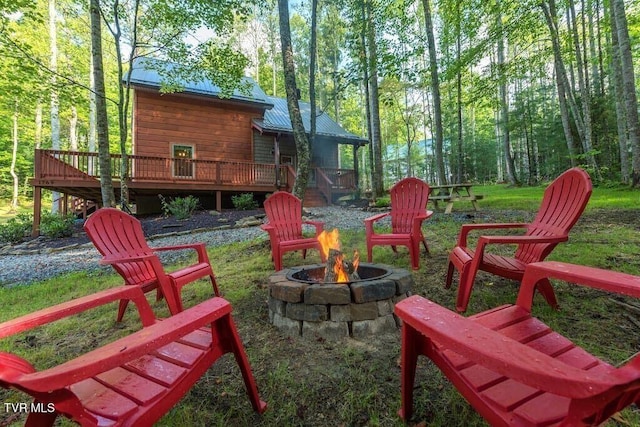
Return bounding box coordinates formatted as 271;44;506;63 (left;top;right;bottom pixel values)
1;0;640;210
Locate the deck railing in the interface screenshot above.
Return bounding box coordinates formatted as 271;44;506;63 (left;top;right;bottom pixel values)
35;149;285;187
34;150;357;194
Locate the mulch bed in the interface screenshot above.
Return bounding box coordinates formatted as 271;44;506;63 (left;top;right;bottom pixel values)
23;209;266;250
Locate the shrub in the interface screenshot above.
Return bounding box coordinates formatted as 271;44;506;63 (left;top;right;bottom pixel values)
375;196;391;208
158;194;199;220
0;213;33;244
39;212;75;239
231;193;258;210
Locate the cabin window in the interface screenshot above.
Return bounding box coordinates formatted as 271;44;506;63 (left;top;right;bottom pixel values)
280;155;294;165
172;144;194;178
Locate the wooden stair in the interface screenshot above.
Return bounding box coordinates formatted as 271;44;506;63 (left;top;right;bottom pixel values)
303;188;328;207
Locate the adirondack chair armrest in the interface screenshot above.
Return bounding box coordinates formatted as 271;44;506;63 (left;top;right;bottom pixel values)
302;220;324;236
396;295;617;398
13;297;233;393
457;222;528;246
471;234;569;265
411;211;434;228
260;223;278;240
98;252;157;266
364;212;390;235
516;261;640;310
0;286;156;341
152;242;210;263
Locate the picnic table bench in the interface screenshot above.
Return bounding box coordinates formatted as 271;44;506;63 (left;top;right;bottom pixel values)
429;183;483;214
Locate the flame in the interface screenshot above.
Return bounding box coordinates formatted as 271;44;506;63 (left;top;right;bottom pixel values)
318;228;341;260
317;229;359;283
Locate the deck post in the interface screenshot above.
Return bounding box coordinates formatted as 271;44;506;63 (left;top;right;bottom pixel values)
353;145;360;191
216;191;222;212
32;187;42;237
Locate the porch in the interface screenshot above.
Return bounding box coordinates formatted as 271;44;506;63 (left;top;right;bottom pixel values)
30;149;358;225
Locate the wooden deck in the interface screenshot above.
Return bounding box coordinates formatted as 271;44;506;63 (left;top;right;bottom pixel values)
30;149;357;211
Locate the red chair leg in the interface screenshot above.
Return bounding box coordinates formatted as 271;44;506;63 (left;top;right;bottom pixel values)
535;278;559;309
216;315;267;414
210;274;220;297
398;322;421;421
445;261;455;288
116;299;128;322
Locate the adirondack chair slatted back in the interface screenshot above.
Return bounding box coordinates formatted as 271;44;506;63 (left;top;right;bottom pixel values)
85;208;157;287
389;177;431;234
264;192;304;240
515;168;592;264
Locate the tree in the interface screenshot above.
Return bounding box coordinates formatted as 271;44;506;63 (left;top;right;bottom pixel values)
90;0;115;207
278;0;311;200
421;0;446;185
495;0;518;185
612;0;640;187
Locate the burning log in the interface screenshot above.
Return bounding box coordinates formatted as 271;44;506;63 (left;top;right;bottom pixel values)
324;248;360;283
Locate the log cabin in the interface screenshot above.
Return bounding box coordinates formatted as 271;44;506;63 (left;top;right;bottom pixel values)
30;58;367;234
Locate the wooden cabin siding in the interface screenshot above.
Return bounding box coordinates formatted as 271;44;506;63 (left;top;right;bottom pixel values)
133;90;264;162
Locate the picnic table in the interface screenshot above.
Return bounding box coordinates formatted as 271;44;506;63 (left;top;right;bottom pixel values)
428;183;483;214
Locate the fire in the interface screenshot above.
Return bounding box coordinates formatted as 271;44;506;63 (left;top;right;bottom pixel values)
317;229;360;283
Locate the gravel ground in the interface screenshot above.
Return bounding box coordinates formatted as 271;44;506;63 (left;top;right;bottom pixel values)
0;206;383;287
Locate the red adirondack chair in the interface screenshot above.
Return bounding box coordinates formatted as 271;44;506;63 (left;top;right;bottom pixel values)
0;286;267;426
395;261;640;426
261;191;325;271
84;208;219;318
364;177;433;270
446;167;592;312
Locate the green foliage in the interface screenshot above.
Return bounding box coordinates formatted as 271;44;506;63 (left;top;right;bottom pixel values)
0;213;32;243
158;194;199;220
231;193;258;210
39;212;75;239
374;195;390;208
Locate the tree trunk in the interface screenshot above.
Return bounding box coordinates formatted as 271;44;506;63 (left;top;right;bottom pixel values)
35;100;42;150
278;0;311;200
612;0;640;187
11;101;19;210
49;0;60;213
496;0;518;185
364;0;384;196
541;0;588;162
609;0;629;183
309;0;318;152
421;0;447;185
89;53;97;176
568;0;600;177
90;0;116;207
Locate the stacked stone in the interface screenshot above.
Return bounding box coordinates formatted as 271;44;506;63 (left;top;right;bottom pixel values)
268;263;413;340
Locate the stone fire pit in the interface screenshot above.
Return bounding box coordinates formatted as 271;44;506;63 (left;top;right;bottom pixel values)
267;263;413;340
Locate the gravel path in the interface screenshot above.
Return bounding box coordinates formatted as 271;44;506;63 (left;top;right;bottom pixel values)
0;207;382;287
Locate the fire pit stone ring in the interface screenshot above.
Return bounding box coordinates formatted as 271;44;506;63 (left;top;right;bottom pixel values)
267;263;413;340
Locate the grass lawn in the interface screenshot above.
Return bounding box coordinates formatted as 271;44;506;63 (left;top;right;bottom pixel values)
0;183;639;426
